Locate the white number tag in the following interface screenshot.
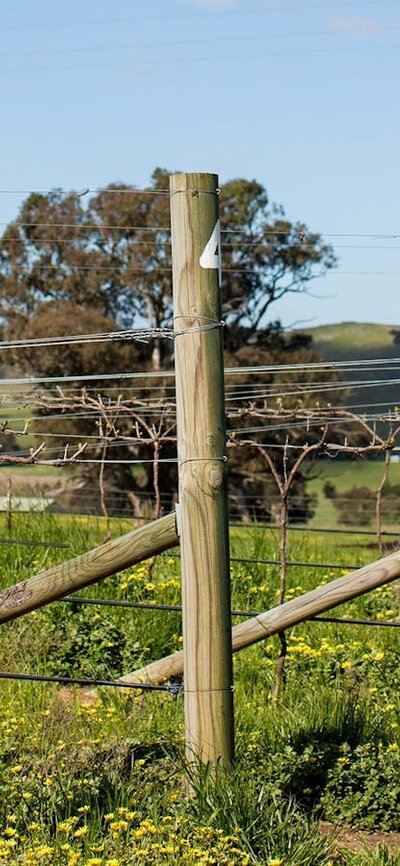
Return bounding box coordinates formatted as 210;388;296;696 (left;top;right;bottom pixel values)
199;219;221;286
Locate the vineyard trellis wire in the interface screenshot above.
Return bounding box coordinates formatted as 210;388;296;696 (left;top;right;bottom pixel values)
0;172;399;766
0;335;399;683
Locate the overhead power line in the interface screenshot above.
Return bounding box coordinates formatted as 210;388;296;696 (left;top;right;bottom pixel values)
3;24;400;62
1;41;400;76
0;1;397;31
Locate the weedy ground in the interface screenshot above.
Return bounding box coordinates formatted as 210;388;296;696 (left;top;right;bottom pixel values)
0;513;398;865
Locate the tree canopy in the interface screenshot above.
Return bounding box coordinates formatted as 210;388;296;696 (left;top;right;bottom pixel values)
0;168;335;364
0;169;339;521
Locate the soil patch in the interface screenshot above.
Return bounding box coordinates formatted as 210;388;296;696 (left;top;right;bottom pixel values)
320;820;400;853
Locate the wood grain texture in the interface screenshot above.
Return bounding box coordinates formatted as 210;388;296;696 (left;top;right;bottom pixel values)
170;172;234;765
0;513;178;623
121;546;400;684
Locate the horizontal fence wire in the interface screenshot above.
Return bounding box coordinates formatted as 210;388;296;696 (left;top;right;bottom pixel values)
311;616;400;628
166;552;362;571
57;596;400;628
2;221;399;238
61;596;183;613
0;188;171;196
0;329;176;351
0;484;363;503
229;522;400;537
0;671;168;691
13;236;397;251
0;536;70;549
2;357;400;389
10;264;399;278
0;222;170;231
41;510;394;537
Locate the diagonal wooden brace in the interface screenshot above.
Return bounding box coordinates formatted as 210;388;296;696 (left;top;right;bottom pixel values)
120;546;400;685
0;513;178;623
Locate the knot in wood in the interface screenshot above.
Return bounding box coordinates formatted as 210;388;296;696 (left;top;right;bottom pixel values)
0;582;32;609
207;463;224;491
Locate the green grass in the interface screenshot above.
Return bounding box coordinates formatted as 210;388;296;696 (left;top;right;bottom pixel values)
0;513;397;864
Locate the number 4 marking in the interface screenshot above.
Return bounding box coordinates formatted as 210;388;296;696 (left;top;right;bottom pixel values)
199;219;221;286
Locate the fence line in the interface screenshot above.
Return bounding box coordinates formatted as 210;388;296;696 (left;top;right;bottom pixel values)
1;171;400;767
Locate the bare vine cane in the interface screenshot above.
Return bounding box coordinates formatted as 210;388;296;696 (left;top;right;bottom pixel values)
228;429;328;701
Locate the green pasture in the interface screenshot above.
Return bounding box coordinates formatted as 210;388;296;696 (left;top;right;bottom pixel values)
306;458;400;529
298;321;400;360
296;322;400;424
0;513;397;864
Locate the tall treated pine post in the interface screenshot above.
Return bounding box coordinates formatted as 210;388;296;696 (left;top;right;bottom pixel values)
170;172;234;766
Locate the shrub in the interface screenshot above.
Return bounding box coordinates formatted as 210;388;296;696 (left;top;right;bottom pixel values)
332;486;375;526
321;742;400;831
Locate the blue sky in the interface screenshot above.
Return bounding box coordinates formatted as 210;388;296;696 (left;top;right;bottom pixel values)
1;0;400;328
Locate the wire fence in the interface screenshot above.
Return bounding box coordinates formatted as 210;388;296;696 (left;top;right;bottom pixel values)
0;191;399;706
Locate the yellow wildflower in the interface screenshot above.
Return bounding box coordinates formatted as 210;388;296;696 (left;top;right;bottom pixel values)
74;827;89;838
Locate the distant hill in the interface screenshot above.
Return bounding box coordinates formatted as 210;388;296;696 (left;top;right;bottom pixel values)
295;322;400;416
297;322;400;361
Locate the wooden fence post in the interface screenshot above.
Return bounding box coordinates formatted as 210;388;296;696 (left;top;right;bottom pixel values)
170;172;234;766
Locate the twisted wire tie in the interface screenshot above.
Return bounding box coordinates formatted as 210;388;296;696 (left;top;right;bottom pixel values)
170;188;220;196
174;315;224;338
111;320;224;343
178;456;227;467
